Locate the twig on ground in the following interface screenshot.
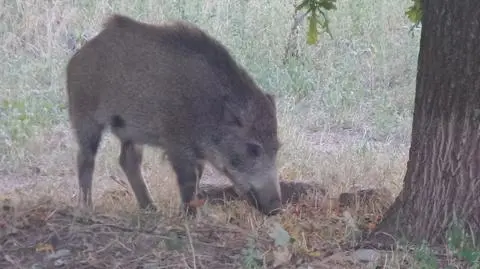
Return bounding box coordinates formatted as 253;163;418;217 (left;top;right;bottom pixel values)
3;254;22;269
184;222;197;269
55;209;173;238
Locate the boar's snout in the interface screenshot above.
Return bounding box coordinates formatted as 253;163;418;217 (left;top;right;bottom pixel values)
245;174;283;216
248;187;282;216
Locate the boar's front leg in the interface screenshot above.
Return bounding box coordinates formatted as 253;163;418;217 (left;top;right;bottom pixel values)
168;151;202;216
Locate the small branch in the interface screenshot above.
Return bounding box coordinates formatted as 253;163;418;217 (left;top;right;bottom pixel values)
56;209;168;236
292;11;309;30
282;9;309;64
184;223;197;269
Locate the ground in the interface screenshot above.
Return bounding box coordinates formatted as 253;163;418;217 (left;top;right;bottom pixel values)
1;0;469;268
0;125;413;269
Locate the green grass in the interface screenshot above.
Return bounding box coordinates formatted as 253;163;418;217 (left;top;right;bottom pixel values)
0;0;418;153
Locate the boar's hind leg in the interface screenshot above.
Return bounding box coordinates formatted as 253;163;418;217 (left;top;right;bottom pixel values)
169;153;201;215
118;140;156;211
74;120;104;208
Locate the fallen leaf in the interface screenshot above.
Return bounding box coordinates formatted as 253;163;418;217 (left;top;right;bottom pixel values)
54;258;67;267
307;251;322;257
31;263;43;269
268;222;291;247
164;230;185;251
353;249;381;263
46;249;72;261
283;223;304;242
272;246;292;268
36;243;55;253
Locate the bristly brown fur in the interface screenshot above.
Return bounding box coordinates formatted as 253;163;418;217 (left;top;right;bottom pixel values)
66;13;282;216
101;14;259;99
102;13;134;29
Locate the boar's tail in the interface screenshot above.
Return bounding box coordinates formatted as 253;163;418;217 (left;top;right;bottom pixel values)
103;14;136;29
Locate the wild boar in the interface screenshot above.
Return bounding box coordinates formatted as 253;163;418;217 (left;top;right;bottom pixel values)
65;14;282;216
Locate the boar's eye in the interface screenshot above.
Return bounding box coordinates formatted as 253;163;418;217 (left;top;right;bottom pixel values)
230;154;243;168
246;142;262;158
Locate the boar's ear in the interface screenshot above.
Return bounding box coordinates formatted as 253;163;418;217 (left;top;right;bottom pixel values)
222;96;244;127
265;93;276;110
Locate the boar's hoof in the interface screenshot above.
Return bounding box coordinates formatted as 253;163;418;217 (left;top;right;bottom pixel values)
261;206;283;216
181;203;198;218
141;203;158;213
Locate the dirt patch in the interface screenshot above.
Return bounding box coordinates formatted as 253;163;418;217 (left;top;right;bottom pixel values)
0;182;401;268
1;201;259;268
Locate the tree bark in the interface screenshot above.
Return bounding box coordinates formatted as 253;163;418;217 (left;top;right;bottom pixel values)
369;0;480;246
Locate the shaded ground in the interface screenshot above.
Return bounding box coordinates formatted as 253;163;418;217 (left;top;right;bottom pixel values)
2;203;255;268
2;201;259;268
0;185;397;269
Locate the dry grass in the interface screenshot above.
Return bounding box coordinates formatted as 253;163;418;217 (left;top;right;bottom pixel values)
2;189;469;268
2;0;466;268
1;182;400;269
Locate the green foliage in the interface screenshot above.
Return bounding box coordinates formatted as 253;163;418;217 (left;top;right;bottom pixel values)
1;0;420;165
241;236;263;269
267;222;293;247
0;94;64;146
163;230;185;251
414;241;440;269
295;0;337;44
446;220;480;267
297;0;423;45
405;0;423;26
412;220;480;268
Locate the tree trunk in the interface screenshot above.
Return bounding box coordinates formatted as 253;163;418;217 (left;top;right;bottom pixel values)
369;0;480;246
